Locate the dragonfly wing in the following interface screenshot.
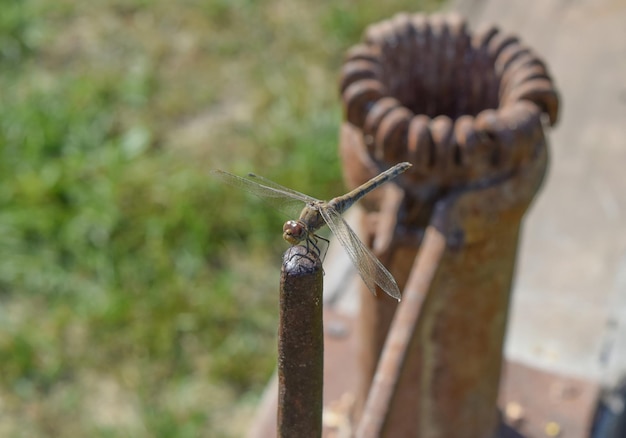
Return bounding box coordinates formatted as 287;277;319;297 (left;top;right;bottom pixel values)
246;173;319;203
318;206;401;301
211;169;310;218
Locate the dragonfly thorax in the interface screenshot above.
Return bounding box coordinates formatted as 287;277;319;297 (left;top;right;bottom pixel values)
283;220;308;245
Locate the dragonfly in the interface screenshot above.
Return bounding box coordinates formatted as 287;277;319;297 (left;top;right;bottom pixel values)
212;162;412;301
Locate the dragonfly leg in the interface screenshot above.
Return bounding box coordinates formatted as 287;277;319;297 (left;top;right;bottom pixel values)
286;242;319;266
311;233;330;262
302;237;326;276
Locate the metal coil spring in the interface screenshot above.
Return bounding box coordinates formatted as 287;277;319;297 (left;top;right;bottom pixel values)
339;13;560;191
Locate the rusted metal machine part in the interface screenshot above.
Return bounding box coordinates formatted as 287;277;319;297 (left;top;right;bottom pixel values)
277;245;324;438
353;138;547;437
340;13;558;195
338;12;560;437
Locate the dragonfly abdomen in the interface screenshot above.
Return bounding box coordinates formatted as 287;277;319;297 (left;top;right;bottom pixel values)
330;162;411;214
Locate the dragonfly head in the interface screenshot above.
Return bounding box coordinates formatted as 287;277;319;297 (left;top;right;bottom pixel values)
283;220;307;245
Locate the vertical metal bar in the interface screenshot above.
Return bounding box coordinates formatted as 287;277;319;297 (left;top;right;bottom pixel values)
356;226;447;437
277;245;324;438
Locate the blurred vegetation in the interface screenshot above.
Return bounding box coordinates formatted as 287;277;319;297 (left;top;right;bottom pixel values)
0;0;438;436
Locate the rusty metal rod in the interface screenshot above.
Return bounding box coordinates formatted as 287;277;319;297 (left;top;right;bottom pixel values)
356;226;447;437
277;245;324;438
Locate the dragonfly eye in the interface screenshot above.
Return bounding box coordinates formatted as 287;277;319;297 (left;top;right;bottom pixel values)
283;220;306;244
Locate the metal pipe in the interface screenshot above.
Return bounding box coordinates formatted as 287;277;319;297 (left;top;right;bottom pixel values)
356;225;447;437
277;245;324;438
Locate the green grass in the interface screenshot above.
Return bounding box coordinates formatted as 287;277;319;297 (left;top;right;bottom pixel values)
0;0;439;436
